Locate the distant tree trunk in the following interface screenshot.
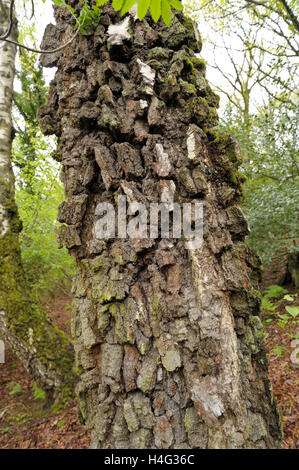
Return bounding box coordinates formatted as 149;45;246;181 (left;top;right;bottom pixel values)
0;0;76;400
282;250;299;289
38;4;282;448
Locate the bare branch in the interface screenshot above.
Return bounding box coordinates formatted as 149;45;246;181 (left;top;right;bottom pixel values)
0;0;15;40
0;3;83;55
1;26;81;54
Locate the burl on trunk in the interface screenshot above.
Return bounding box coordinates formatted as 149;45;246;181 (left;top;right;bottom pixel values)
38;4;282;448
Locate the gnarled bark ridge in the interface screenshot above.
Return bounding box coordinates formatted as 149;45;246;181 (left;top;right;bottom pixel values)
0;0;76;400
38;4;282;448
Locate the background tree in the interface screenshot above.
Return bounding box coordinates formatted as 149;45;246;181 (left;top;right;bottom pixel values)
185;0;298;272
221;97;299;284
0;0;76;402
13;49;47;191
12;45;75;296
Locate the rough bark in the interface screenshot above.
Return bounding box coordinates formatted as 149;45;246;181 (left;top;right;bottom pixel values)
0;0;76;400
38;4;282;448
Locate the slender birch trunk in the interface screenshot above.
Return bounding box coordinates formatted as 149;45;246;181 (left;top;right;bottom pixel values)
0;0;76;400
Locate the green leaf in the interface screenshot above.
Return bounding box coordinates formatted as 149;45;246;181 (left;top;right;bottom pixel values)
92;5;101;15
96;0;109;5
264;284;287;299
263;318;273;325
121;0;137;15
285;305;299;318
150;0;161;22
278;313;289;322
52;0;68;7
170;0;182;10
137;0;151;20
161;0;172;26
112;0;125;11
8;383;21;396
273;346;284;357
2;427;11;434
261;296;276;312
283;294;294;301
32;382;46;400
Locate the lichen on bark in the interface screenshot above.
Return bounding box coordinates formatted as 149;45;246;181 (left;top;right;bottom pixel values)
38;3;282;448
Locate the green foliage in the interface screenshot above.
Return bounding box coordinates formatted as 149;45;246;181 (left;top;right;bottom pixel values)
285;305;299;319
8;382;22;396
56;419;65;428
261;297;276;313
261;286;299;357
77;0;102;34
283;294;294;302
49;0;183;30
221;99;299;264
32;382;46;400
12;49;75;301
13;50;47;191
16;169;75;300
137;0;151;22
261;285;299;331
273;345;288;358
183;0;298;268
264;285;288;299
121;0;137;16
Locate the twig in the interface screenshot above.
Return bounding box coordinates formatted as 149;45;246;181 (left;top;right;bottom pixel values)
0;1;84;55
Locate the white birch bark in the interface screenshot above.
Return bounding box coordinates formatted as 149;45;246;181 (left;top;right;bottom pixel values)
0;0;17;234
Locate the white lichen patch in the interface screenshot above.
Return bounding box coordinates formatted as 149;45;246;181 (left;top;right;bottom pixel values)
159;180;176;207
186;125;204;163
187;129;197;161
120;181;135;204
155;144;172;177
190;376;224;426
28;327;34;346
107;17;132;45
137;59;155;95
129;4;139;21
0;204;9;238
157;367;163;382
157;334;182;372
27;327;37;353
139;99;148;109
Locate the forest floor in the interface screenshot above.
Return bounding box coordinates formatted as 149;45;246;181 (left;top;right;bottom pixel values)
0;286;298;449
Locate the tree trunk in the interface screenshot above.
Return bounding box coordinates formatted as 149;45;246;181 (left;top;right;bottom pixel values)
0;0;76;400
38;4;282;448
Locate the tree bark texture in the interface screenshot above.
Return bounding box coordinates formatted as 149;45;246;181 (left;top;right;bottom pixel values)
0;0;76;400
38;4;282;448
